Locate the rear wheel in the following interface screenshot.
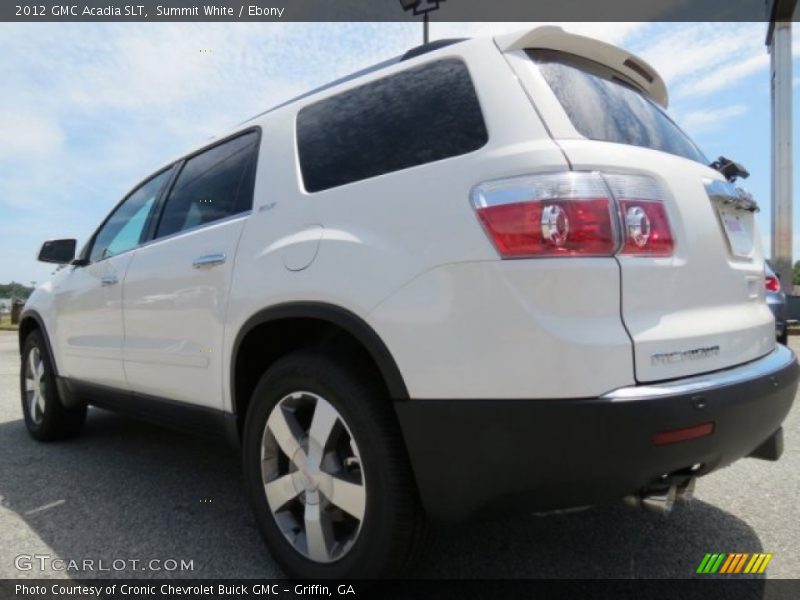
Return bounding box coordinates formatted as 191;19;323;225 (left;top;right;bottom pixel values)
242;351;425;578
20;331;86;441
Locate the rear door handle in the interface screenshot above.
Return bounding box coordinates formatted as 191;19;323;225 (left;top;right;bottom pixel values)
100;275;118;287
192;253;227;269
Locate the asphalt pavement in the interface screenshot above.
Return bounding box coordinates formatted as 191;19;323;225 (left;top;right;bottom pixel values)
1;330;799;579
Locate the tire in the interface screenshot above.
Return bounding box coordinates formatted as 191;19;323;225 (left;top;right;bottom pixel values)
242;350;426;578
20;330;86;441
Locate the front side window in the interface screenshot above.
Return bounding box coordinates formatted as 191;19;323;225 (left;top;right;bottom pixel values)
155;131;259;239
529;49;707;165
89;168;172;263
296;59;489;193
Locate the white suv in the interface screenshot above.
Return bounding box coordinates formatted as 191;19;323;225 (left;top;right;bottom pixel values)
19;27;799;578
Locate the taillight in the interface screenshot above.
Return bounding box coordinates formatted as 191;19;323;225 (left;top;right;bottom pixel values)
471;171;674;259
765;275;780;293
470;172;617;258
604;174;674;256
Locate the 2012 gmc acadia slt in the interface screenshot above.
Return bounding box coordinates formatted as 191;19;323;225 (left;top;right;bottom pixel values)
19;27;798;577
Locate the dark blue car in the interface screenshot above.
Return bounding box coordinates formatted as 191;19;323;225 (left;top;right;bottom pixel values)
766;262;788;345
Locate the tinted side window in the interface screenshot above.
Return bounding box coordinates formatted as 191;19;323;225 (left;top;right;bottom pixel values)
90;168;172;263
297;59;488;193
156;131;259;239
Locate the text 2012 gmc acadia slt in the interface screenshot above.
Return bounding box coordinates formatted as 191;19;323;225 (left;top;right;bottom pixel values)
19;27;799;578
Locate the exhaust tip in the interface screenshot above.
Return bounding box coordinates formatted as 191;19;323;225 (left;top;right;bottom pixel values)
624;485;678;514
640;486;676;514
676;478;696;504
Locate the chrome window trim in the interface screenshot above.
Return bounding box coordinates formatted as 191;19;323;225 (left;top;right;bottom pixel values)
85;211;251;266
136;211;252;250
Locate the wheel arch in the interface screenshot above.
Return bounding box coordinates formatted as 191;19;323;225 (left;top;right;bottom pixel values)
230;302;409;426
18;310;59;376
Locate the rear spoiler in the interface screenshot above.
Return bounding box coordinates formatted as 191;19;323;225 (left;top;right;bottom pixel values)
494;26;668;109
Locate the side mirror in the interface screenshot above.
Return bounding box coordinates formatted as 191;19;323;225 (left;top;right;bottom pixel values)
38;239;77;265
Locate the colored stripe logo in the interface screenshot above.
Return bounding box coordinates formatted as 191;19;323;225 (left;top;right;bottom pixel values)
696;553;773;574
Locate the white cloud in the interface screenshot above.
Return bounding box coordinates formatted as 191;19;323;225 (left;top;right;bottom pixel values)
675;53;769;98
680;104;748;133
635;24;761;81
0;22;423;283
632;23;768;101
0;113;64;159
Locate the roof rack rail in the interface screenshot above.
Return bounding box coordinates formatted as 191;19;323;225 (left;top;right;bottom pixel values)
401;38;467;61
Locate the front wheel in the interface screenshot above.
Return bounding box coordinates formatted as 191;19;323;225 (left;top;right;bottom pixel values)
242;351;426;578
20;331;86;441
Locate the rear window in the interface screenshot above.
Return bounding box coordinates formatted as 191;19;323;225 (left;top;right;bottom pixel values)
528;49;707;165
296;59;488;193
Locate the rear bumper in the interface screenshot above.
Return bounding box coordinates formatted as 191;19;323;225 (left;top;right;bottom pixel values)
767;298;788;338
394;345;798;521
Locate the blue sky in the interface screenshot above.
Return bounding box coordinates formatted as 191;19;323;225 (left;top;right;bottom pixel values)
0;21;798;286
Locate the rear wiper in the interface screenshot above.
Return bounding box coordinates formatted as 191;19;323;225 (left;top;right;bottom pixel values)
709;156;749;182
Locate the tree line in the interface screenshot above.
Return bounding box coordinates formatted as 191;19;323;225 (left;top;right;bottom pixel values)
0;282;34;300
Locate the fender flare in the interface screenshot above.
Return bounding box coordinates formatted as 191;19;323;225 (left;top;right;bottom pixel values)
18;309;60;376
230;302;409;414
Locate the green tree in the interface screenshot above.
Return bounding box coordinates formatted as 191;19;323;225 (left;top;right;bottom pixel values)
794;261;800;287
0;282;34;301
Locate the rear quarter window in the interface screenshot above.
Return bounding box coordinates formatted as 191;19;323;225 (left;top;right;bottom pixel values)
529;49;707;165
296;59;488;193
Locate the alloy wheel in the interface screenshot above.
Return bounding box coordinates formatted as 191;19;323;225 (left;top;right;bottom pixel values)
24;347;46;425
260;391;366;563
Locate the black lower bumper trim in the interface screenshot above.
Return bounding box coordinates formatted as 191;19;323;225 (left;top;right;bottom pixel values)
395;351;798;521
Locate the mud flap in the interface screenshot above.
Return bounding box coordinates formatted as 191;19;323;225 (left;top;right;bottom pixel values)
748;427;784;461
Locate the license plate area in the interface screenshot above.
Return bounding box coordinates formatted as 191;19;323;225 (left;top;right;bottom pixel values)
705;178;757;260
716;204;754;259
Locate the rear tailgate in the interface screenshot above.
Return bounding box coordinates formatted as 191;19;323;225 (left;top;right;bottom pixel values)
499;29;775;382
560;140;774;382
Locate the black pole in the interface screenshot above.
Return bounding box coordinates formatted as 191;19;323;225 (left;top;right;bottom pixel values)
423;11;429;44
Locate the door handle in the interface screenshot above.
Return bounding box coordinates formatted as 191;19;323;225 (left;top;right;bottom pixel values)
100;275;118;287
192;253;227;269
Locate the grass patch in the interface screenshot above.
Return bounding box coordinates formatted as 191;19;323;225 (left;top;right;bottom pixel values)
0;317;18;331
